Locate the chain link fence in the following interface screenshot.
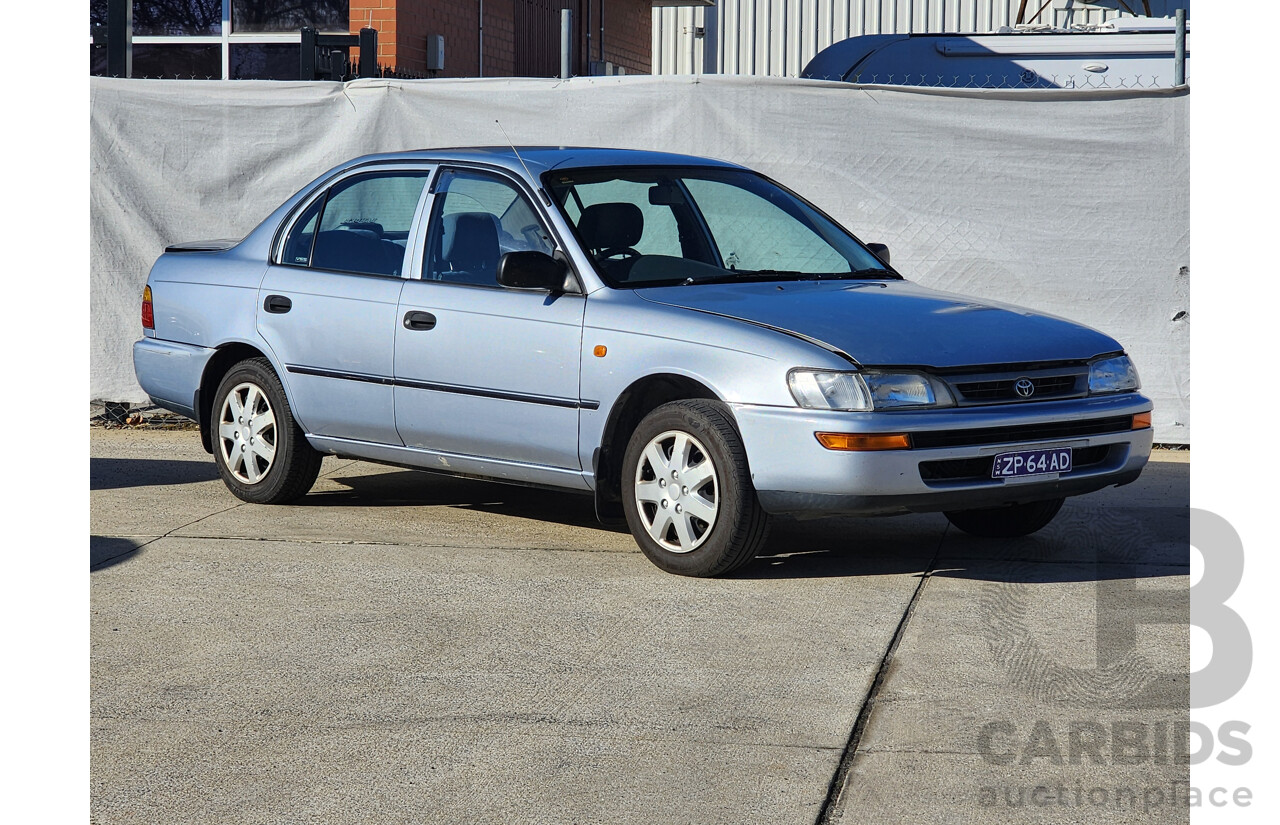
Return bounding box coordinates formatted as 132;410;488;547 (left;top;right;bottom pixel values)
117;66;1186;89
819;70;1188;89
118;63;441;82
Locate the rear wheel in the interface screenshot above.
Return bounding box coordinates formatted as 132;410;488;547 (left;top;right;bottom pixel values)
621;400;769;577
212;358;321;504
944;498;1065;538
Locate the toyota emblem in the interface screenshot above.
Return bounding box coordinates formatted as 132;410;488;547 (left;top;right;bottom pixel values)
1014;378;1035;398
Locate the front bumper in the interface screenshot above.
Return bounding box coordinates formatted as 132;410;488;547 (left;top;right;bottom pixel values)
731;393;1153;518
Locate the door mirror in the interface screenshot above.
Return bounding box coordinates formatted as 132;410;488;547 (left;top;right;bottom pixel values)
497;251;573;291
866;242;890;265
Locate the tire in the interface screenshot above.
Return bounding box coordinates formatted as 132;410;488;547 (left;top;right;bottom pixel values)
943;497;1065;538
621;400;770;577
211;358;321;504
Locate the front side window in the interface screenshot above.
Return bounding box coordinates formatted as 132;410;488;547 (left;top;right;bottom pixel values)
281;171;429;277
423;169;555;287
545;166;893;288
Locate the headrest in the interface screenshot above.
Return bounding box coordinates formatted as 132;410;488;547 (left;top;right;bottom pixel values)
578;202;643;251
442;212;499;273
339;220;383;237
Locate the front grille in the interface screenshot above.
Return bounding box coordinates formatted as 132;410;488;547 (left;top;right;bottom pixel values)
910;416;1133;450
918;444;1115;482
953;374;1081;403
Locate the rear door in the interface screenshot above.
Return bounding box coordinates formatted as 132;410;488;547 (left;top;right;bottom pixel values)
258;166;433;445
393;166;587;473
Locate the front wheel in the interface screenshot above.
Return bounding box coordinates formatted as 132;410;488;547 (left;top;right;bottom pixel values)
212;358;321;504
621;400;769;577
943;498;1065;538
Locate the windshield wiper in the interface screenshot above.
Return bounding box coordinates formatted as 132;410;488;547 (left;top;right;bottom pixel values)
729;268;895;281
675;268;898;286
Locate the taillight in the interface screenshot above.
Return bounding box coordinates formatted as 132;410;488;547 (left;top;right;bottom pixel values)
142;284;154;330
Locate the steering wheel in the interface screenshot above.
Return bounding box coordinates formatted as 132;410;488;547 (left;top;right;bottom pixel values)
597;246;641;260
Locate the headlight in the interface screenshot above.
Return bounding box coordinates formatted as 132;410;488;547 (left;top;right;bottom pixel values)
788;369;955;411
1088;355;1141;394
787;370;872;411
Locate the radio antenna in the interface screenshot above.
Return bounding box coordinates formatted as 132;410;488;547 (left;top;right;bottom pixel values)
496;119;550;205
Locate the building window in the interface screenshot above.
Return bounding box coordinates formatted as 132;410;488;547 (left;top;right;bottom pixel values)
90;1;350;79
231;1;347;34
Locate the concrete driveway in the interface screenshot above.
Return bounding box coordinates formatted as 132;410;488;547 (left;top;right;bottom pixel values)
91;428;1189;824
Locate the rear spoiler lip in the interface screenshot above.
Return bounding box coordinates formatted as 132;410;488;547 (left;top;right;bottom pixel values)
164;238;241;253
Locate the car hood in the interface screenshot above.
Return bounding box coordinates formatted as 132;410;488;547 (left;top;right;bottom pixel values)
636;279;1121;368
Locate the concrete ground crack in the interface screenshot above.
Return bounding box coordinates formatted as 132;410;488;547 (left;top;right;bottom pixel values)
91;501;248;571
814;530;945;825
141;533;635;555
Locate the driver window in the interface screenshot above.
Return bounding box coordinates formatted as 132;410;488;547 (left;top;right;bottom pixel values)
423;169;554;286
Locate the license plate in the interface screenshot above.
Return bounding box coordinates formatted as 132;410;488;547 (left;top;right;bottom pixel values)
991;447;1072;479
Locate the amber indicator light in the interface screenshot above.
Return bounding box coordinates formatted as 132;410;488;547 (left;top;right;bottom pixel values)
593;345;607;358
1131;412;1152;430
815;432;912;451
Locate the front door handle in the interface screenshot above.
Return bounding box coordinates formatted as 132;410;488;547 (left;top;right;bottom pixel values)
403;311;437;331
264;294;292;314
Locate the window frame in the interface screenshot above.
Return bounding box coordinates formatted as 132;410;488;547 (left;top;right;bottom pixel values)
92;1;351;80
273;162;437;280
542;164;900;290
415;164;571;292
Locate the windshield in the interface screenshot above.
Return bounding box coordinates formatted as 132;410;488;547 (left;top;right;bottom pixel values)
543;166;895;288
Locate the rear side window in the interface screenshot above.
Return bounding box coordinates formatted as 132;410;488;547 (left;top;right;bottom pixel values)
281;197;322;266
282;171;429;277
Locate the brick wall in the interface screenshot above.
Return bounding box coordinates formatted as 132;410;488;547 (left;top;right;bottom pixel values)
595;0;651;75
400;0;484;76
350;0;398;70
349;0;651;77
485;0;517;78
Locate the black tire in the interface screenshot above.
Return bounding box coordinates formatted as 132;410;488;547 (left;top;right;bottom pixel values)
943;497;1065;538
621;400;770;577
211;358;321;504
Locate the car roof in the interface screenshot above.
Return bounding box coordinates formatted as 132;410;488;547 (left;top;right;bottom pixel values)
333;146;747;176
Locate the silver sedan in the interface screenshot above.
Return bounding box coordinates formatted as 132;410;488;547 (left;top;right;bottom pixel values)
134;147;1152;576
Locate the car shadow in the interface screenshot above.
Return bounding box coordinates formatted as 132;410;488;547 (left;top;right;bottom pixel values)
305;463;1188;583
745;517;1188;582
91;536;145;571
302;469;626;533
90;457;218;491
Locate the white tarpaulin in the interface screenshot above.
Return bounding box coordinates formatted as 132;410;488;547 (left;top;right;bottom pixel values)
91;75;1189;442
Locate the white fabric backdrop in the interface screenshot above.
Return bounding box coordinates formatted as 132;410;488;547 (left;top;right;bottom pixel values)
91;75;1189;442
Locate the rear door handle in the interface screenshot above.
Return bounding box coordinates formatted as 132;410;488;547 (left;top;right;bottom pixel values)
403;311;437;331
264;294;292;314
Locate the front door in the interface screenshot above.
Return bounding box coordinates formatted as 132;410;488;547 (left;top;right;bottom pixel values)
393;167;586;474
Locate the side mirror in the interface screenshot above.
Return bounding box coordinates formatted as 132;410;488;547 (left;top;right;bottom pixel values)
866;242;890;265
497;251;574;292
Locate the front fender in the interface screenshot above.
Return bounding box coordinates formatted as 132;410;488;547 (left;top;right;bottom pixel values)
578;290;843;484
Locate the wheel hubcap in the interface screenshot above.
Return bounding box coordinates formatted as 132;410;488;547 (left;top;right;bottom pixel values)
218;382;277;485
634;430;718;553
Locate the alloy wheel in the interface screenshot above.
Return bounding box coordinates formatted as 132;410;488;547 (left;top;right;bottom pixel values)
218;381;278;485
633;429;719;553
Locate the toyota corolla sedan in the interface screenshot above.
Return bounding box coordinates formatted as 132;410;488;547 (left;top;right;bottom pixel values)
134;147;1152;577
